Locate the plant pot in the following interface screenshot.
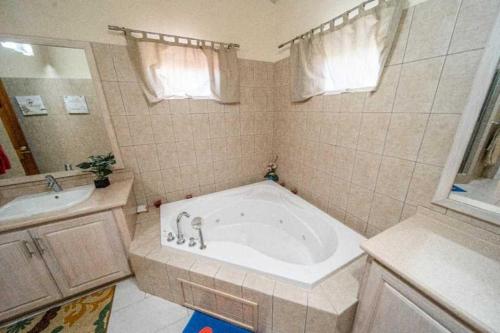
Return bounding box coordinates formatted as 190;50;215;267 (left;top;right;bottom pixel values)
94;177;110;188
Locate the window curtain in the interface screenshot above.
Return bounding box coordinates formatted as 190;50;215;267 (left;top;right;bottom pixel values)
290;0;403;102
127;38;240;104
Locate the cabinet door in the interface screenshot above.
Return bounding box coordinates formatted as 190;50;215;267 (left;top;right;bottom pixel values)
31;211;131;297
353;260;472;333
0;230;61;321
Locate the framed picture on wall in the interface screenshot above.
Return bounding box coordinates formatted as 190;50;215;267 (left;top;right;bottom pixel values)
64;95;89;114
15;95;48;116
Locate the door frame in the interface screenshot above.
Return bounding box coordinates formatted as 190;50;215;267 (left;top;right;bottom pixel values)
0;79;39;175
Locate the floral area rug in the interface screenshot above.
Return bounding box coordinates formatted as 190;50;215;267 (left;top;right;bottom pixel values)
0;286;115;333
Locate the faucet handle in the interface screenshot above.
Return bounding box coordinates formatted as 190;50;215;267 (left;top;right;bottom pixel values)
166;232;175;242
188;237;197;247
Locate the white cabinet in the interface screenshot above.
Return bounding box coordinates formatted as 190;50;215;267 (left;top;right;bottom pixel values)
0;211;131;322
30;211;131;297
353;260;473;333
0;230;61;322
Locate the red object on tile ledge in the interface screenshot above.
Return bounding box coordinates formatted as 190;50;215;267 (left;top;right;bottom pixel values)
153;199;162;208
186;194;193;199
0;145;11;174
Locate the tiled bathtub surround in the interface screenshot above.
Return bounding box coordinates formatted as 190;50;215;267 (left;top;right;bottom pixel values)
91;43;275;205
130;211;365;333
272;0;500;237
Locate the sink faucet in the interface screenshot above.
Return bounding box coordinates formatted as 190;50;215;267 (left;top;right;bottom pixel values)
45;175;63;192
175;211;190;244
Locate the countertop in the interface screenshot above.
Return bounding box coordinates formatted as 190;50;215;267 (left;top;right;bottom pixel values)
362;213;500;332
0;178;134;233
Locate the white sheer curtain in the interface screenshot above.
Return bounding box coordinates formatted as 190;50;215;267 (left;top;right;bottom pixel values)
290;0;403;102
127;38;239;104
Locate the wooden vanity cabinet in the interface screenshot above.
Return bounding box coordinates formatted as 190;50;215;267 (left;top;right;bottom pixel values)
30;211;131;297
0;211;131;322
353;259;472;333
0;230;61;321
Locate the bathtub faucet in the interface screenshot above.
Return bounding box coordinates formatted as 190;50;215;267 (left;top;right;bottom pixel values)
176;211;190;244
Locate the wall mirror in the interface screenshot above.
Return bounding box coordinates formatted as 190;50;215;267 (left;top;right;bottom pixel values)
434;13;500;225
0;35;122;185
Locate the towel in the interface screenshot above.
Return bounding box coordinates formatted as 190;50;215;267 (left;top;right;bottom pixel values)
0;145;11;174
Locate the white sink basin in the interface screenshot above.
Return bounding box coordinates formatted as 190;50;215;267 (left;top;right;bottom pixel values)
0;185;95;222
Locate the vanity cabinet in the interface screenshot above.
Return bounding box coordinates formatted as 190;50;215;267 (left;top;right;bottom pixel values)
353;260;472;333
30;211;131;297
0;230;61;321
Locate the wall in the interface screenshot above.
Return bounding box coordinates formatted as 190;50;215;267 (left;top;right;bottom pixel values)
0;0;277;62
91;43;274;204
272;0;500;236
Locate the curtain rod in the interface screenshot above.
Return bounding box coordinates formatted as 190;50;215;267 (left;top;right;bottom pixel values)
278;0;384;49
108;25;240;49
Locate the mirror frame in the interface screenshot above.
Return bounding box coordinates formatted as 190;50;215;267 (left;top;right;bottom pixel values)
0;34;124;186
433;12;500;225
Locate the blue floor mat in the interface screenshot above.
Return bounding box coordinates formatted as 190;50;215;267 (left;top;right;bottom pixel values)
183;311;251;333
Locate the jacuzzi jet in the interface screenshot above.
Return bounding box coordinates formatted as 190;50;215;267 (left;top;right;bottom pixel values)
302;235;306;240
240;212;245;216
216;219;220;223
279;219;283;224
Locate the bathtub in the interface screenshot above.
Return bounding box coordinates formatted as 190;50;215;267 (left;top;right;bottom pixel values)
160;181;365;288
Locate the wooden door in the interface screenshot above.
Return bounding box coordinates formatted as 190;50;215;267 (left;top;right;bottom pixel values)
30;212;131;297
0;79;39;175
0;230;61;322
353;260;472;333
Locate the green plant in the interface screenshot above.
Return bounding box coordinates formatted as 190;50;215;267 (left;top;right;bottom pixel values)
76;153;116;180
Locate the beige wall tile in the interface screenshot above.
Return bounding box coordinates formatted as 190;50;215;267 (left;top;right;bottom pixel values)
368;193;404;231
406;162;444;209
151;114;175;143
393;57;444;114
337;113;362;149
102;81;125;115
209;113;226;138
448;0;500;53
134;144;160;172
351;151;382;191
176;140;197;166
375;156;415;201
417;114;461;166
340;92;366;113
273;282;308;333
91;43;117;81
387;8;414;65
190;114;210;140
364;65;400;113
346;184;374;222
111;45;137;82
332;146;356;181
119;82;148;114
344;214;368;235
432;50;483;114
128;115;154;145
172;114;193;142
384;113;429;161
156;142;179;169
357;113;391;154
404;0;461;62
161;167;183;193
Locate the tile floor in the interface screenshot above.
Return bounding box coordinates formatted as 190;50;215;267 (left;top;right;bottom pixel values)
108;278;193;333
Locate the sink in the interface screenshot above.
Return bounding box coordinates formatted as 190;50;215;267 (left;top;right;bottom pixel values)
0;185;95;222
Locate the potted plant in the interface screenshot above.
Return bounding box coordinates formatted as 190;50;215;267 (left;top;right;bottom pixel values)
264;155;279;182
77;153;116;188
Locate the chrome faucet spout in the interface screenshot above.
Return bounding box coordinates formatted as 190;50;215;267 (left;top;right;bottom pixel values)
175;211;190;244
45;175;63;192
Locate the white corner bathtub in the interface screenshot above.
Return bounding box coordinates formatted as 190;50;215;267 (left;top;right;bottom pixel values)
160;181;365;288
